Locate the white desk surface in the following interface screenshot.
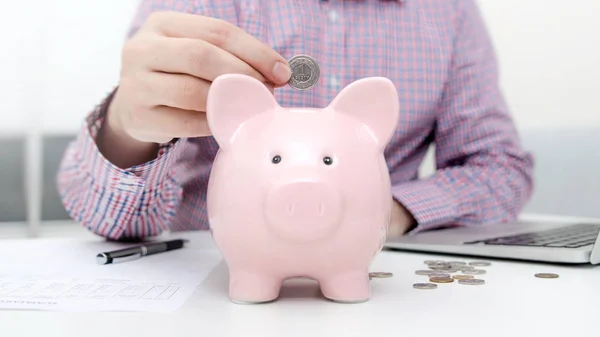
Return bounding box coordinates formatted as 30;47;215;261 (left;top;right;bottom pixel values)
1;215;599;337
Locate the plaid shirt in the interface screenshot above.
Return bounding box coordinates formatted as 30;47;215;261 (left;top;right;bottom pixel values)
57;0;534;240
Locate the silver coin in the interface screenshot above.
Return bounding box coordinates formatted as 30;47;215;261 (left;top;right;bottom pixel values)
424;260;445;265
459;266;475;271
449;261;467;266
462;269;486;275
429;273;451;278
469;261;492;267
415;270;440;275
534;273;559;279
458;278;485;285
287;54;320;90
413;283;438;290
369;272;393;279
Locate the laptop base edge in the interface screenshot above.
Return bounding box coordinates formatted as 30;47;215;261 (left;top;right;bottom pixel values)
382;242;594;265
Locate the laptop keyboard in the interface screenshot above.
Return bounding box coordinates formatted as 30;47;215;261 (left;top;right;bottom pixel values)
464;223;600;248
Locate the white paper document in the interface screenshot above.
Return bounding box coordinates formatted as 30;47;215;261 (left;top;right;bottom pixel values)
0;234;223;312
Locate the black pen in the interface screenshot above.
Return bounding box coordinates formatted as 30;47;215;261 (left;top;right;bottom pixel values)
96;239;189;265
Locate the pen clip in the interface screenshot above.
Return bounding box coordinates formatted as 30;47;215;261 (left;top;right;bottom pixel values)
96;252;142;265
112;253;142;263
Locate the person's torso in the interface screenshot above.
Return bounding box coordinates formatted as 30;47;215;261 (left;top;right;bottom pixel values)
168;0;459;231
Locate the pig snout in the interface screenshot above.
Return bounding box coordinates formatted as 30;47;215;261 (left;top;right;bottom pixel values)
265;181;343;242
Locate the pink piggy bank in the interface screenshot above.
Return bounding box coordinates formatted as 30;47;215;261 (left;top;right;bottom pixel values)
205;73;399;304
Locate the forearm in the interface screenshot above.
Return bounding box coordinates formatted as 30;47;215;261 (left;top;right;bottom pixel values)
57;102;185;240
96;96;161;169
391;148;533;233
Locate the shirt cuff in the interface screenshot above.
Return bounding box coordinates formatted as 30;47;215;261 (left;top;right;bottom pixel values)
71;87;185;194
72;123;184;194
391;178;460;235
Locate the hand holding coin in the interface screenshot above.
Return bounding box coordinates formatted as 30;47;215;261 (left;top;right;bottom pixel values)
98;11;291;168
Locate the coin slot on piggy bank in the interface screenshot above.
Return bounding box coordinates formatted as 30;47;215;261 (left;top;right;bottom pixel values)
205;73;399;304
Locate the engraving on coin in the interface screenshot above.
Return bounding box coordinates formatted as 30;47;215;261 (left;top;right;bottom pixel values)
413;283;438;290
369;272;393;279
462;269;486;275
287;54;320;90
534;273;559;279
453;275;474;280
429;276;454;283
469;261;492;267
458;278;485;285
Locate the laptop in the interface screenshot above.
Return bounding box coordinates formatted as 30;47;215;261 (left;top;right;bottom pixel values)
383;214;600;265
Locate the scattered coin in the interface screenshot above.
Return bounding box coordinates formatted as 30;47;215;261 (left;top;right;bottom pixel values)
415;270;440;275
459;266;475;271
449;261;467;266
369;272;393;279
452;274;474;280
429;265;454;271
458;278;485;285
287;54;320;90
469;261;492;267
462;269;487;275
534;273;559;279
429;273;451;279
424;260;446;265
429;276;454;284
413;283;438;290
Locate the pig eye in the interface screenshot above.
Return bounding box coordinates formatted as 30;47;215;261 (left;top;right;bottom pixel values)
271;155;282;164
323;156;333;165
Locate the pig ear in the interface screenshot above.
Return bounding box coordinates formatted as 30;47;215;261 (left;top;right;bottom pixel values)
327;77;399;150
206;74;279;148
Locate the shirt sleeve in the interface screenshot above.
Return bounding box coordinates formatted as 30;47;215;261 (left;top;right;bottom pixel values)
391;0;535;234
56;0;202;241
56;89;187;240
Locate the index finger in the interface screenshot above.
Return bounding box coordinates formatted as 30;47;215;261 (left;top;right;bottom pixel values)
145;11;291;86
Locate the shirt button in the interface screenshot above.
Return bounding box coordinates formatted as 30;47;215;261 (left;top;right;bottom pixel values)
330;76;339;89
328;10;338;22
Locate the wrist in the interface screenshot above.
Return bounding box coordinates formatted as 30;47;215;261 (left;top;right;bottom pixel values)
389;199;417;236
97;93;160;169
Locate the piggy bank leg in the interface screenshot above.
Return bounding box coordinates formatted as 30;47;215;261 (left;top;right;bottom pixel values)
319;271;371;303
228;269;282;304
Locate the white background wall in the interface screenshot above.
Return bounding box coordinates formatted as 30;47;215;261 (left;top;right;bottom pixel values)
478;0;600;130
0;0;140;136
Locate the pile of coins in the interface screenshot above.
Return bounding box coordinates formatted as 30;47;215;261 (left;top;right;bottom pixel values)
411;260;561;290
412;260;490;290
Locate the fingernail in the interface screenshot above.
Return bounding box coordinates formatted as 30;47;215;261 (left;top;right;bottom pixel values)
272;61;291;84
